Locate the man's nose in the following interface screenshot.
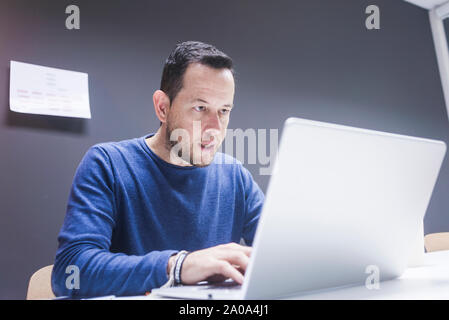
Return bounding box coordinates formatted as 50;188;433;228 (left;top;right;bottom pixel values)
203;111;221;131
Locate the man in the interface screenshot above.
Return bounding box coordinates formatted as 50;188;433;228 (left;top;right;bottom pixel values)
51;41;265;297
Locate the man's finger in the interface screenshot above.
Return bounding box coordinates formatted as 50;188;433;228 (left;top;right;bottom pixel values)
222;243;252;257
238;245;252;257
219;251;250;272
215;261;244;284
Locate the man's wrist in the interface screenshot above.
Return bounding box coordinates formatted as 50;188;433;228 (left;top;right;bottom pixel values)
160;252;179;289
161;250;188;288
166;254;177;277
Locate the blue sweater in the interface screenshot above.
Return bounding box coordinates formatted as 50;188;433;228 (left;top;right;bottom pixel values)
51;134;264;297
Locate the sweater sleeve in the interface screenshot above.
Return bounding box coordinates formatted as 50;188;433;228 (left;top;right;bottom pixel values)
240;166;265;246
51;146;177;298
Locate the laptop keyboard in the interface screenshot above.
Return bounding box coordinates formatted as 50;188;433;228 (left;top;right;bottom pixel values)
197;281;242;291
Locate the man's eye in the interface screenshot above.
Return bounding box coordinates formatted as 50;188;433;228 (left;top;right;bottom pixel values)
194;106;205;112
220;109;230;115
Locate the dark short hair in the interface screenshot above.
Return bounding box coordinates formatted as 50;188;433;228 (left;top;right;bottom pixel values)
160;41;234;104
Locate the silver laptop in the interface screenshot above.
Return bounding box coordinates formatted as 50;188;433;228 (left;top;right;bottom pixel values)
152;117;447;299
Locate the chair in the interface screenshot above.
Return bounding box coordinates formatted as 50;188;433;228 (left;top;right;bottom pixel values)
26;265;55;300
424;232;449;252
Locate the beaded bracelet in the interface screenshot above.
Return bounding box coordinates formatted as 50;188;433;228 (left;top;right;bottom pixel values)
174;250;189;286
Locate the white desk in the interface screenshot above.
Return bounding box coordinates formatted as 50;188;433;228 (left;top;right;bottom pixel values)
114;250;449;300
287;250;449;300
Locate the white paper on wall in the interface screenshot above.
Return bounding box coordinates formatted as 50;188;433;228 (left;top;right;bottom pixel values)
9;60;91;119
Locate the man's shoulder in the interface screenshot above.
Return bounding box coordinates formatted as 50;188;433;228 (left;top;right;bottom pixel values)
77;136;145;170
89;136;143;157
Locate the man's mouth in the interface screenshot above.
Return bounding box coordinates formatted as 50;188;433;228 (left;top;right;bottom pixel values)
200;141;216;150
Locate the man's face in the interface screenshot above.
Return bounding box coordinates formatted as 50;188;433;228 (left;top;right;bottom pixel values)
165;63;235;167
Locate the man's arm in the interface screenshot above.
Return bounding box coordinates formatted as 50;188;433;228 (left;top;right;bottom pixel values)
241;166;265;246
51;146;178;298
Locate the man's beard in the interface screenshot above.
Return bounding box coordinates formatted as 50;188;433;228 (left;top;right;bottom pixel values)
165;123;216;167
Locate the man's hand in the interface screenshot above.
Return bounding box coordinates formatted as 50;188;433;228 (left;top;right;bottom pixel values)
171;243;252;285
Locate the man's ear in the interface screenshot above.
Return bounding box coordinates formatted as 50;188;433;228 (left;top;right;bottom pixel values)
153;90;171;124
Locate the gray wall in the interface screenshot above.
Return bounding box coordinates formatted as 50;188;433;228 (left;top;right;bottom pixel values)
0;0;448;299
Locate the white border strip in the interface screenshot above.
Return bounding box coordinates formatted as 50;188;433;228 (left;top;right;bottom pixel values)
429;4;449;122
435;1;449;18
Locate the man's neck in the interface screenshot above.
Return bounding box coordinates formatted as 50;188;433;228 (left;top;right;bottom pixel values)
145;128;192;167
